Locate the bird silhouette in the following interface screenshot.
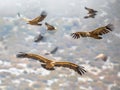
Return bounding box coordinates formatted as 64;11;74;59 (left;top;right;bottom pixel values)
45;22;56;30
84;7;98;18
71;24;114;39
45;47;58;55
85;7;97;14
17;52;86;75
34;34;44;42
18;11;47;26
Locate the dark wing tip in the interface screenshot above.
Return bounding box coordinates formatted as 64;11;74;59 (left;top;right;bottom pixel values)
16;52;27;58
77;66;86;75
85;7;87;9
17;13;20;17
84;16;89;18
41;11;47;16
45;22;47;25
106;24;114;31
71;33;80;39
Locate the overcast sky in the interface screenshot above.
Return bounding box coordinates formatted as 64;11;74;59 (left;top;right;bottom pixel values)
0;0;118;17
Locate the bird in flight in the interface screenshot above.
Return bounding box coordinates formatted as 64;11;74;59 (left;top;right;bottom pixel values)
34;33;44;42
45;22;56;30
18;11;47;26
84;7;98;19
16;52;86;75
94;53;108;62
71;24;114;39
45;47;58;55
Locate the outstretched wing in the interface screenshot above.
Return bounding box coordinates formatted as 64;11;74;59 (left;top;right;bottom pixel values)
16;52;52;63
71;32;90;39
45;22;56;30
90;24;114;35
85;7;97;14
54;62;86;75
31;11;47;23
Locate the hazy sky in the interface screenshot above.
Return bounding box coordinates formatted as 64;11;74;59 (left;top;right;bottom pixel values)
0;0;118;17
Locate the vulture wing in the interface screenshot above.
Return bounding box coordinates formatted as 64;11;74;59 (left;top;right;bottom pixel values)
90;24;114;35
16;52;52;63
71;32;90;39
54;62;86;75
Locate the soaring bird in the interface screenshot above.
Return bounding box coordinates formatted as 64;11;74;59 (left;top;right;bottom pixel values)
45;47;58;55
71;24;114;39
34;33;44;42
18;11;47;26
45;22;56;30
84;7;97;18
17;52;86;75
85;7;98;14
94;53;108;61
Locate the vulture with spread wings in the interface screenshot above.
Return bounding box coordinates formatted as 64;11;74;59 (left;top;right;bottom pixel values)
84;7;97;19
85;7;97;14
18;11;47;26
17;52;86;75
45;22;56;30
71;24;114;39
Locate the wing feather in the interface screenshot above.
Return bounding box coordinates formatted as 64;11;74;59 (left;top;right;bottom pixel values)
54;62;86;75
31;11;47;23
16;52;52;63
45;22;56;30
90;24;114;35
71;32;89;39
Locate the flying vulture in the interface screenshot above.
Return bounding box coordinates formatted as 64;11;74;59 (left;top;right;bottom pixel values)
45;47;58;55
85;7;98;14
84;7;98;18
71;24;114;39
45;22;56;30
17;52;86;75
18;11;47;26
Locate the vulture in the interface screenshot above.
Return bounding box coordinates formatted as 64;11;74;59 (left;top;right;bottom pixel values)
45;22;56;30
16;52;86;75
84;7;97;18
71;24;114;39
34;34;44;42
45;47;58;55
94;53;108;61
85;7;98;14
18;11;47;26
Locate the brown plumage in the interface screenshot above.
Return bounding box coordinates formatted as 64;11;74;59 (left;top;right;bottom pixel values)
19;11;47;26
16;52;86;75
71;24;114;39
85;7;97;14
45;22;56;30
84;7;97;18
84;13;96;19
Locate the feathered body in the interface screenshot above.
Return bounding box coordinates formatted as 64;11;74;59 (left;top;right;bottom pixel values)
71;24;114;39
19;11;47;26
84;7;97;18
45;22;56;30
17;52;86;75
